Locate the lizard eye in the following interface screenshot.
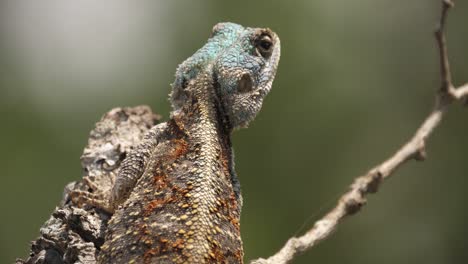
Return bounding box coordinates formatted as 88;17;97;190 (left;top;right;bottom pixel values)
255;34;274;58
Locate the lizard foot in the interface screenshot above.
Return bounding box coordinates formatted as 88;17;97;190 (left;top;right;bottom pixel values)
69;176;114;214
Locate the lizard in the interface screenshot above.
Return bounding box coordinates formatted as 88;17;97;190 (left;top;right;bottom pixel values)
74;22;280;264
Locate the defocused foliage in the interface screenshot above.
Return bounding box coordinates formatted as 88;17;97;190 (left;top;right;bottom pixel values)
1;1;467;263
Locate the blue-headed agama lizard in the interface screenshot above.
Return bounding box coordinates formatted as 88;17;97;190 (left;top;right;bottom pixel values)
73;22;280;264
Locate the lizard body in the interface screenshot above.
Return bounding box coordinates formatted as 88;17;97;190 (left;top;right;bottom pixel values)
98;22;280;264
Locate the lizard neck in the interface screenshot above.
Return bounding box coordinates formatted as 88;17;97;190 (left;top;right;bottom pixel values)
171;71;236;190
171;72;233;162
168;72;243;262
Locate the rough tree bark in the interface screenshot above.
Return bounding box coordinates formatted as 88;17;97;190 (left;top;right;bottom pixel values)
17;106;161;264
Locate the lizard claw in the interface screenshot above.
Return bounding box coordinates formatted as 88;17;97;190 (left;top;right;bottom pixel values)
68;176;114;214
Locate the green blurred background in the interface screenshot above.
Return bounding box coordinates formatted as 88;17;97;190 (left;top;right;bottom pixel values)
1;0;467;263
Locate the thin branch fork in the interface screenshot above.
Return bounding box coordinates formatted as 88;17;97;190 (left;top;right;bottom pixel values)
251;1;468;263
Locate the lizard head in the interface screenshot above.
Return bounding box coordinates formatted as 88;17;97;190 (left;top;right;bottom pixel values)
213;24;280;129
171;23;280;129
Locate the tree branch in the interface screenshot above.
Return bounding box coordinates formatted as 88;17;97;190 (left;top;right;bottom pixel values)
17;106;161;264
251;1;466;263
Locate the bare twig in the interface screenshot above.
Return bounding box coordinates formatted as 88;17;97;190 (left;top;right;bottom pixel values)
435;0;455;93
251;1;467;263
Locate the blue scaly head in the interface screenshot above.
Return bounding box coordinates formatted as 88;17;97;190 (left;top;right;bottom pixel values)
171;22;280;129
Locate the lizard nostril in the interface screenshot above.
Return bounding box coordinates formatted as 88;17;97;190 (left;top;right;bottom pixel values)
238;73;253;93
